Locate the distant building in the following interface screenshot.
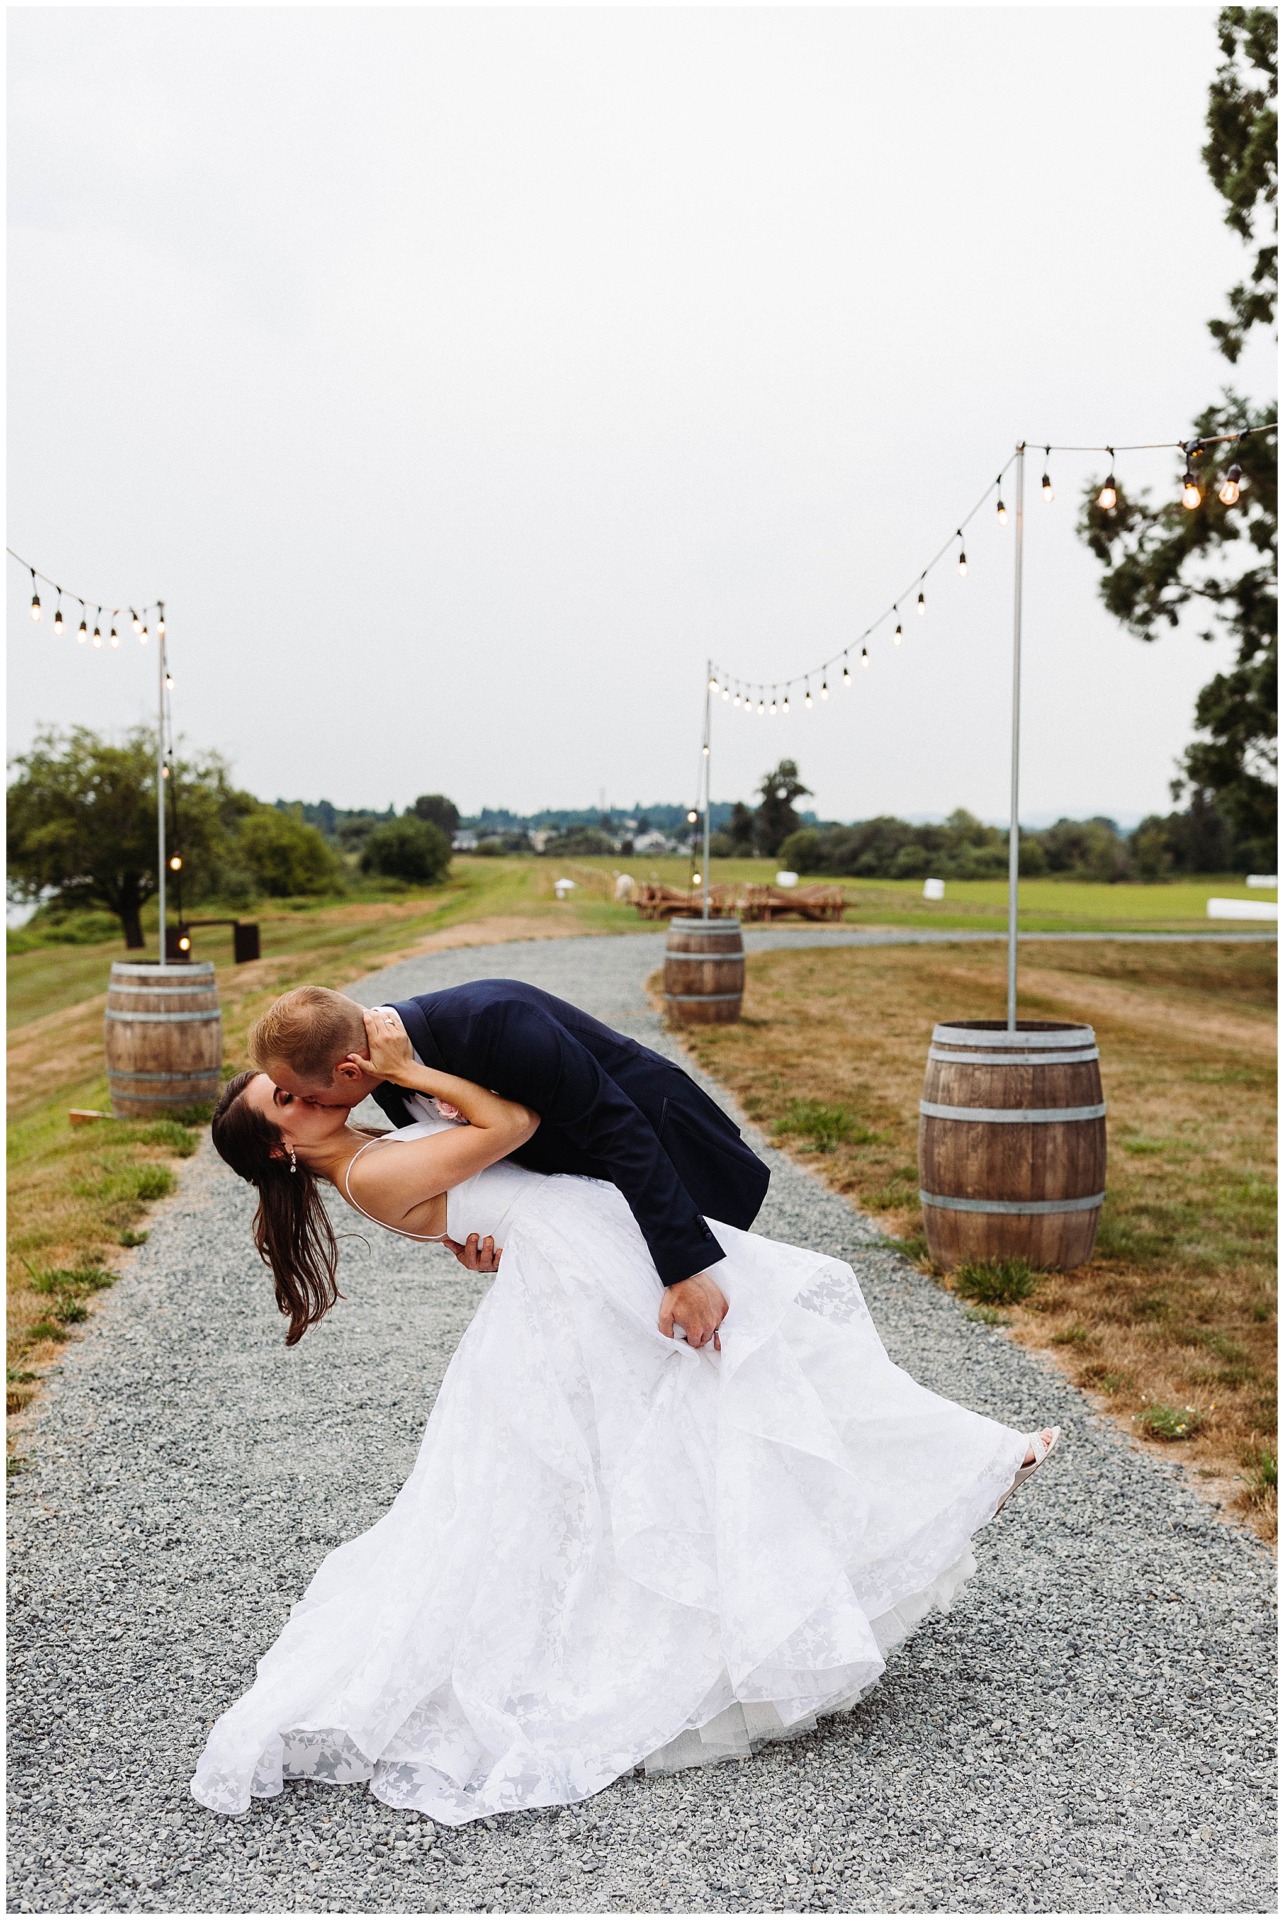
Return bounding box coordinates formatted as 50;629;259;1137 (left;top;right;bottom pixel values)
452;830;480;851
633;830;679;854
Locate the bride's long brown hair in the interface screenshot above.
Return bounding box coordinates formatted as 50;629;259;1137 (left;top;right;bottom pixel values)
211;1069;344;1345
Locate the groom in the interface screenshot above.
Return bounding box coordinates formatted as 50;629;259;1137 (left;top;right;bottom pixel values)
249;979;770;1349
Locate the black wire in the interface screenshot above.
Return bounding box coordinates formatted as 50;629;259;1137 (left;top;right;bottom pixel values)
5;546;162;616
1039;423;1274;453
714;448;1021;694
712;420;1277;701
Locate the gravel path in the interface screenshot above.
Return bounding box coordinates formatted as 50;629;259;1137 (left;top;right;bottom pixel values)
8;933;1276;1914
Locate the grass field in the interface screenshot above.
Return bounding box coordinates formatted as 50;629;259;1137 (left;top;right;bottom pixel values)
8;855;1277;1496
676;940;1277;1540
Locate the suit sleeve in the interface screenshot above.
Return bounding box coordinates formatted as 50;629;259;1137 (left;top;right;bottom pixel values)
476;1002;725;1288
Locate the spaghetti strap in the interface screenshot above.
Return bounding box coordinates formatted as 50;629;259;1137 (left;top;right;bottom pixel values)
342;1136;449;1244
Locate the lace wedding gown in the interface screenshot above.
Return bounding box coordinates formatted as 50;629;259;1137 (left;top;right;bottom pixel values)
191;1123;1031;1825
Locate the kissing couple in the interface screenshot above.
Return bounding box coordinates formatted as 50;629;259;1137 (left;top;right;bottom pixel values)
193;976;1059;1826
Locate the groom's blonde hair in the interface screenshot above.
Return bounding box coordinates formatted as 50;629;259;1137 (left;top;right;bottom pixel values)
248;986;367;1081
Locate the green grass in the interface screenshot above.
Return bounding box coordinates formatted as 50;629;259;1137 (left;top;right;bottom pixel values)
9;858;1273;1034
772;1098;882;1154
952;1258;1039;1307
1137;1403;1207;1441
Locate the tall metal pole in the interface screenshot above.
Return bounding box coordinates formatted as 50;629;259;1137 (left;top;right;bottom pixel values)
1006;444;1026;1030
157;631;167;965
701;662;712;921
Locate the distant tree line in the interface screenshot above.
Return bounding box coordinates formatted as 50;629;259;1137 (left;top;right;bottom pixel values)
710;759;1270;881
10;725;1267;955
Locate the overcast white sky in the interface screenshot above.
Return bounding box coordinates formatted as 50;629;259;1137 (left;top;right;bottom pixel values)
7;6;1274;824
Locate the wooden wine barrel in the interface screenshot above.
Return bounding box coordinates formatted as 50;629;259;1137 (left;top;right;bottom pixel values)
663;918;745;1026
104;961;223;1117
918;1020;1106;1271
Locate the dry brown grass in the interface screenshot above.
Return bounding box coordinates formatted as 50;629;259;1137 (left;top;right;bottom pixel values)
676;941;1277;1542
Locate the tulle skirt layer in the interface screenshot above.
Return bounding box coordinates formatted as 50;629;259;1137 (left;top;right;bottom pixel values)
190;1179;1028;1824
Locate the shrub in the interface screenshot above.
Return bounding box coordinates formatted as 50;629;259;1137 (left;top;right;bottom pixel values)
777;827;822;874
952;1258;1038;1306
360;816;451;885
233;807;345;898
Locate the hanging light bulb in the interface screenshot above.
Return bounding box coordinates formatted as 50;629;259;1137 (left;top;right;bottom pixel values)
842;654;852;687
721;684;730;701
708;674;718;692
860;647;870;669
1041;450;1054;502
1181;471;1202;510
92;623;103;648
178;934;192;954
161;763;170;780
996;482;1007;524
1098;451;1117;510
165;673;175;690
691;872;701;887
686;810;698;826
140;622;149;642
169;854;183;872
29;572;41;621
157;605;166;639
957;531;967;577
1219;464;1243;506
804;683;813;709
769;693;777;716
131;609;142;635
77;609;89;643
756;695;765;715
916;590;926;616
110;626;120;647
53;598;64;636
820;679;829;701
733;689;741;708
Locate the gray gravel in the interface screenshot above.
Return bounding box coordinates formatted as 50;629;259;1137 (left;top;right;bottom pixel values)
8;932;1277;1914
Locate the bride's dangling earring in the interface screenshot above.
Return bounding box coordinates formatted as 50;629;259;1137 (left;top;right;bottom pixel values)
289;1148;297;1174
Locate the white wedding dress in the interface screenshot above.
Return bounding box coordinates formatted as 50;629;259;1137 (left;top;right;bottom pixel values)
191;1122;1031;1826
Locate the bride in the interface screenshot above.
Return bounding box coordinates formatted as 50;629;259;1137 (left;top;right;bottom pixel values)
194;1008;1060;1826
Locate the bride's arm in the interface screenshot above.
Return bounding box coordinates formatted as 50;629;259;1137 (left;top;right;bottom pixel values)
344;1009;538;1233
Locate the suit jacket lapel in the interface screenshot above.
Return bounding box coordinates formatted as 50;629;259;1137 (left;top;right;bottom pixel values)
392;996;446;1072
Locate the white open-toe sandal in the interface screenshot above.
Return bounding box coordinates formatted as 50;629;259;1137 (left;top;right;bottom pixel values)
995;1426;1061;1514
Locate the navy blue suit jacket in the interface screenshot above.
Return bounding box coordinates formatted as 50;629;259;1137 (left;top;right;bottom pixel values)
367;980;769;1288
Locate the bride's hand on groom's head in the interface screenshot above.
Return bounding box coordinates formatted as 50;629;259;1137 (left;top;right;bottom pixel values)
352;1006;416;1080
